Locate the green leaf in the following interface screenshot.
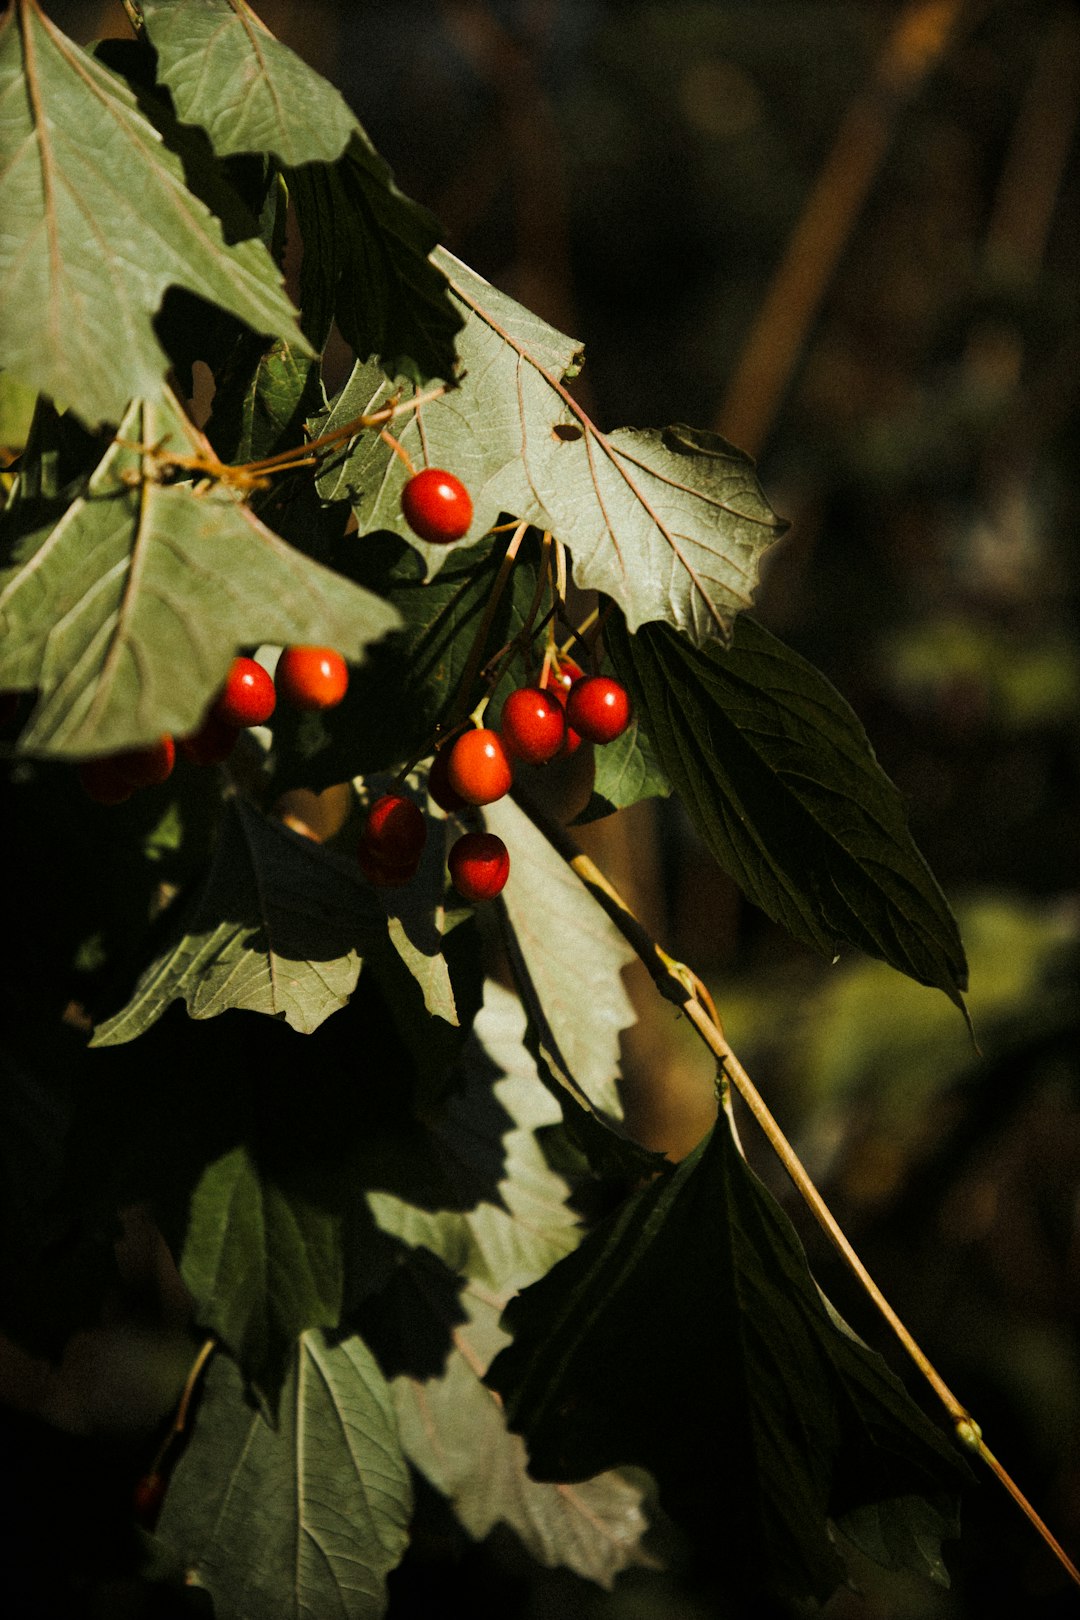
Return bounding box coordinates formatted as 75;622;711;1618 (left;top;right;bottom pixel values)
159;1334;411;1620
574;709;671;824
315;252;787;642
92;798;383;1043
393;1285;657;1588
0;6;308;430
607;612;969;1010
484;794;636;1121
487;1117;966;1606
139;0;357;166
181;1143;342;1398
289;142;462;380
366;982;582;1294
206;334;324;465
0;392;400;756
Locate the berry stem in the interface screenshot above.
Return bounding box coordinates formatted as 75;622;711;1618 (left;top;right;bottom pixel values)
445;522;529;728
511;786;1080;1592
378;427;417;475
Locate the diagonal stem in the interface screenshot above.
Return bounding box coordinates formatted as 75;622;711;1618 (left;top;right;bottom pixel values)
513;789;1080;1589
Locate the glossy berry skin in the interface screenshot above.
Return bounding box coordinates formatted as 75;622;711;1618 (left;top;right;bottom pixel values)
499;686;566;765
539;659;584;756
362;793;427;867
427;744;467;813
446;728;513;806
115;734;176;789
179;714;239;765
449;832;510;902
358;841;420;888
401;468;473;544
78;757;133;805
212;657;276;729
566;675;631;744
132;1472;166;1529
275;646;349;711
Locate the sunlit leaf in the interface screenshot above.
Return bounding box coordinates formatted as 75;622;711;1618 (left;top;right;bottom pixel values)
393;1286;656;1587
0;4;308;428
92;798;383;1043
484;794;636;1121
139;0;357;165
366;982;581;1294
0;391;399;756
315;253;787;643
159;1334;411;1620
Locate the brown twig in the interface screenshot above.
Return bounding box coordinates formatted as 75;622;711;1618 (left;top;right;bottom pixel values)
717;0;973;458
512;790;1080;1589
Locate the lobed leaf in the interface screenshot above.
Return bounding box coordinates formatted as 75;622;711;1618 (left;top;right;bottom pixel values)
483;793;636;1122
0;4;308;429
366;982;581;1295
606;612;969;1010
316;252;788;644
393;1285;657;1588
159;1334;411;1620
487;1116;966;1606
92;798;383;1043
139;0;357;166
0;391;399;757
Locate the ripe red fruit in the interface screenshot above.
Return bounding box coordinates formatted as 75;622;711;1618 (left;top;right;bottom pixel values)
566;675;631;744
427;744;467;813
362;793;427;866
499;686;566;765
212;657;276;728
358;841;420;888
178;714;240;765
275;646;349;711
539;659;584;756
114;734;176;789
401;467;473;544
446;728;513;806
132;1471;166;1528
77;757;134;805
448;832;510;902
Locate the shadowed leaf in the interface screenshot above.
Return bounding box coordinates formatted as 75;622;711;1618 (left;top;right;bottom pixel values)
159;1334;411;1620
607;612;969;1010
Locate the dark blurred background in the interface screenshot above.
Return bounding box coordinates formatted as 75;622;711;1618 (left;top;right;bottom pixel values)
38;2;1080;1615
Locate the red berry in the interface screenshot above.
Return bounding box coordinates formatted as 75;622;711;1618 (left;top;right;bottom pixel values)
565;675;631;744
539;659;584;756
448;832;509;902
77;757;133;805
114;734;176;789
358;841;420;888
132;1471;166;1528
362;793;427;866
446;728;513;806
427;744;467;813
212;657;276;729
275;646;349;711
401;468;473;544
179;714;240;765
499;686;566;765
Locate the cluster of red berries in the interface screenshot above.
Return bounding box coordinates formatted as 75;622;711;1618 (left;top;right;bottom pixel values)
360;659;632;905
77;646;350;805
